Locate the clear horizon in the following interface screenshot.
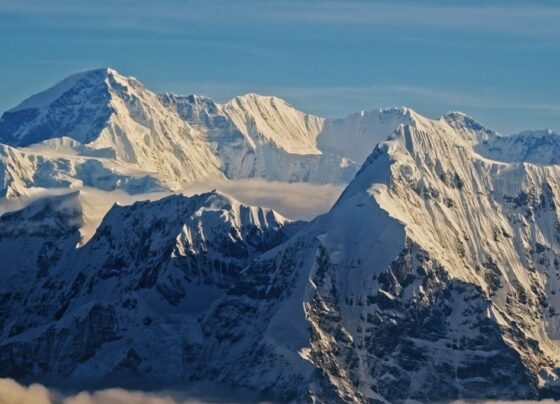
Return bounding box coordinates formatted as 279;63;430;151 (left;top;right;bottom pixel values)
1;0;559;135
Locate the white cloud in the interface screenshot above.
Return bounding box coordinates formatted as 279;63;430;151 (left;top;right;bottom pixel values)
2;1;560;38
0;379;275;404
181;178;343;221
1;378;559;404
0;378;186;404
63;389;179;404
0;180;343;245
0;378;51;404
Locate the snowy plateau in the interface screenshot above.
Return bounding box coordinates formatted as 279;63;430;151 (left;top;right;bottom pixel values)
2;68;560;403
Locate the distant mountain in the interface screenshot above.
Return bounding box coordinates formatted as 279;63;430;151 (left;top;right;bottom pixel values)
0;69;362;197
477;128;560;165
1;68;500;199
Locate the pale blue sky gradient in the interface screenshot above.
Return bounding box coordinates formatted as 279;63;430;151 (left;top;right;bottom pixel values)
0;0;559;134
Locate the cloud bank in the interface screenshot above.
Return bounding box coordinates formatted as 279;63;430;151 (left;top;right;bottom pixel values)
0;378;274;404
0;179;343;244
0;379;51;404
76;179;342;242
0;378;186;404
1;378;560;404
181;178;343;221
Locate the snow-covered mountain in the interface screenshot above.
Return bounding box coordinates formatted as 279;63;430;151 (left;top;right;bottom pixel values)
0;141;165;199
174;112;560;402
3;68;560;402
477;128;560;165
257;113;560;401
0;69;368;197
4;69;501;200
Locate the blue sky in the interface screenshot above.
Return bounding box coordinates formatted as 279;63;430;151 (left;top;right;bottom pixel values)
0;0;559;134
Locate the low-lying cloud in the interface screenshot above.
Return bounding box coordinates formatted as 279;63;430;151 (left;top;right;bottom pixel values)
77;178;343;242
0;378;187;404
181;178;343;221
0;179;344;244
2;378;560;404
62;389;185;404
0;379;51;404
0;378;274;404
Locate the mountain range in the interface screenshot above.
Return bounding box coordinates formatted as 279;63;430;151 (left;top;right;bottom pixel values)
2;68;560;403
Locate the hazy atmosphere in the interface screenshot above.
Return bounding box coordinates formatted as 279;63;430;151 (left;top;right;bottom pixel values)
0;0;559;133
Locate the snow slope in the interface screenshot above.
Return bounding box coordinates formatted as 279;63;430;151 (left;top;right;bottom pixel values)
0;142;165;199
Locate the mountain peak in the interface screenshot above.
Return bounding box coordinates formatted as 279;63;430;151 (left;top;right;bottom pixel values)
0;67;157;148
228;93;297;110
234;92;279;101
0;68;118;146
8;69;106;114
442;110;497;143
443;110;486;130
223;92;324;156
5;67;137;114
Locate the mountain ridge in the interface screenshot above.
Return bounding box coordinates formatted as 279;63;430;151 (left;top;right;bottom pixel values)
0;67;506;200
3;68;560;402
0;68;362;197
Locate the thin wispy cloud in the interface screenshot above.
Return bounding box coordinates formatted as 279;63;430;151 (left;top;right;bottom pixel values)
2;1;560;37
